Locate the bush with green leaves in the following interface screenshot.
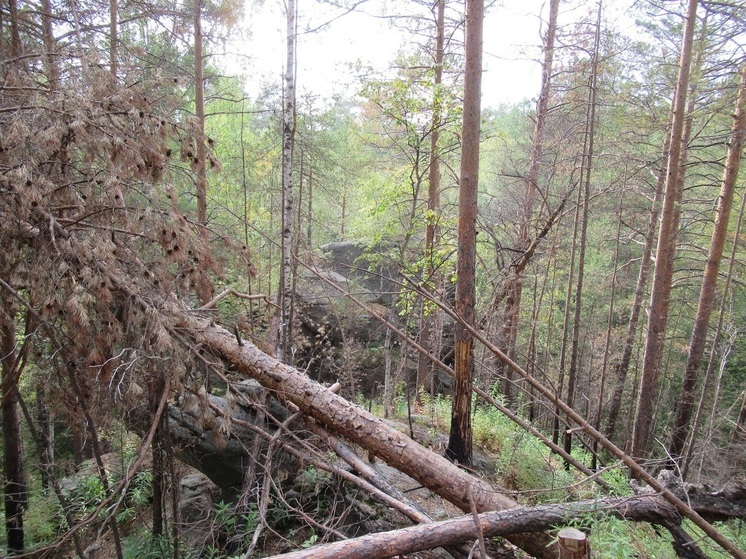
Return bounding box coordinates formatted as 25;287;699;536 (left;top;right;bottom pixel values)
123;532;172;559
117;470;154;523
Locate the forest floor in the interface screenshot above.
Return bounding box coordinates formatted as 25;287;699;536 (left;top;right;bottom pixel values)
56;412;530;559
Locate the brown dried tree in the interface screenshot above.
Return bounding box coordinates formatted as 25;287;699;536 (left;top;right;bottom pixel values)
447;0;484;467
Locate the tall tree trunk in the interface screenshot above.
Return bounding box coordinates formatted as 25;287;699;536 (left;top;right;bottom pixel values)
150;374;167;538
193;0;213;306
35;381;54;491
500;0;560;407
668;63;746;464
604;135;667;439
1;303;26;553
40;0;59;89
447;0;484;467
564;0;601;463
596;187;624;465
684;162;746;478
307;158;313;246
631;0;699;461
554;197;579;448
417;0;445;402
6;0;22;59
278;0;297;364
194;0;206;227
109;0;118;81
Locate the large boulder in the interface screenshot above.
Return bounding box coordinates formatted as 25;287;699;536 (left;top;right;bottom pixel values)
320;241;399;305
178;473;221;550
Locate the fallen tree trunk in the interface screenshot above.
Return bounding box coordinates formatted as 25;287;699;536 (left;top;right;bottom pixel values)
263;482;746;559
172;307;554;558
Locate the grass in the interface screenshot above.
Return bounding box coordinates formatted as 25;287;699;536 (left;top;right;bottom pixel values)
361;387;746;559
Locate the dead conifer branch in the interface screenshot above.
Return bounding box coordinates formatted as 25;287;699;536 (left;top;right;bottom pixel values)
196;287;274;311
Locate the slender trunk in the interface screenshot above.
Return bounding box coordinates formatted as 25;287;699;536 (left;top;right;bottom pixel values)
307;159;313;246
340;193;346;240
278;0;297;364
527;275;540;421
194;0;206;226
730;391;746;449
41;0;59;89
500;0;559;405
631;0;699;461
447;0;484;467
193;0;213;306
383;327;393;419
150;374;167;537
1;306;26;553
167;426;180;559
564;0;601;463
604;135;667;439
151;433;165;537
8;0;22;59
417;0;445;402
668;64;746;463
595;186;625;467
36;382;54;491
110;0;118;81
684;164;746;478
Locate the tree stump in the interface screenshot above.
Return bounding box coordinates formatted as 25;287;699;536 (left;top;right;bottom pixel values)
558;527;589;559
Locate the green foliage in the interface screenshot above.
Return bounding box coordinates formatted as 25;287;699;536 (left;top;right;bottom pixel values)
123;532;172;559
67;475;107;520
21;491;60;547
554;513;746;559
294;465;332;495
301;533;318;548
495;429;577;504
471;403;513;454
118;470;155;523
215;499;259;552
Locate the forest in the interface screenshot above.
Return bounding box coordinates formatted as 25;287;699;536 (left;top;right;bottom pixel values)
1;0;746;558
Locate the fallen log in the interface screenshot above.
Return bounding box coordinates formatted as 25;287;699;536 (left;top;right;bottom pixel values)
173;308;554;558
262;481;746;559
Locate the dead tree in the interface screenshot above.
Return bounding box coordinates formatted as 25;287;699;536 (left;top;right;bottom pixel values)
258;475;746;559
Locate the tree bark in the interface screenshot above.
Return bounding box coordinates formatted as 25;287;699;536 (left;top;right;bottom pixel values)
1;303;26;553
632;0;699;461
667;63;746;464
604;137;666;440
194;0;206;226
416;0;445;402
564;0;601;463
558;528;590;559
278;0;297;364
261;479;745;559
448;0;484;468
109;0;118;81
499;0;560;406
40;0;59;90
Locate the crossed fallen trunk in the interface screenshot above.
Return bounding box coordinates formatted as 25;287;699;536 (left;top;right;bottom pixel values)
172;308;554;558
162;305;746;559
262;484;746;559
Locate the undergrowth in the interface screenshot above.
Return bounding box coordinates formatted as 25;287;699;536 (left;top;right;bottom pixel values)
361;388;745;559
